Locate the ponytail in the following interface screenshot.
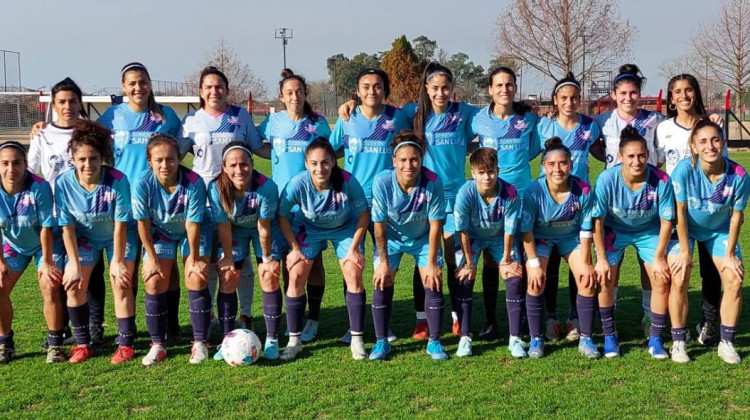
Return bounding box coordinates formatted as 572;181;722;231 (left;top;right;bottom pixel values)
414;62;454;135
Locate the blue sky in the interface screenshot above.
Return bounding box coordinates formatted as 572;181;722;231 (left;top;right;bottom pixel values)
0;0;714;98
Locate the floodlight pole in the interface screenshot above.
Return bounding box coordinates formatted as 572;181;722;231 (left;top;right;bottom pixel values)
275;28;293;69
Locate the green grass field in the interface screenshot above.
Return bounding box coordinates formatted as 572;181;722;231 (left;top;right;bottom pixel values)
2;153;750;419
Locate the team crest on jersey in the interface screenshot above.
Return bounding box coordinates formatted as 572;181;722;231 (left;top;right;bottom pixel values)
348;137;362;156
722;185;735;198
49;155;65;173
643;114;658;129
195;132;210;145
382;120;395;131
483;137;498;150
687;196;701;209
228;116;240;125
114;131;129;148
513;119;528;131
671;181;682;195
581;130;591;140
304;123;318;135
273;137;286;154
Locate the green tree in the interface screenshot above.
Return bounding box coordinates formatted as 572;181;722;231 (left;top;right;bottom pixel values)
413;35;438;63
446;52;485;102
326;52;381;102
381;35;422;106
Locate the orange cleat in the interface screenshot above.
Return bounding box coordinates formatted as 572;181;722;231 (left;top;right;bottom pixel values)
412;320;429;340
452;320;461;337
69;345;93;363
111;346;135;364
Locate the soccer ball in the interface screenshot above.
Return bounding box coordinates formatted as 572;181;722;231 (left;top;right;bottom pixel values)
221;328;262;366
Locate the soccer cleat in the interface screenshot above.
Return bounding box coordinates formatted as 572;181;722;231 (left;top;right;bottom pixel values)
718;340;741;365
647;336;669;360
279;340;303;361
456;336;473;357
641;315;651;338
670;340;690;363
603;334;620;358
340;330;351;344
452;320;461;337
69;345;93;363
545;319;561;341
696;322;718;346
142;343;167;366
46;346;67;363
528;336;545;359
111;346;135;364
578;337;600;359
237;314;253;331
213;345;224;361
0;344;14;364
263;339;280;360
189;341;209;364
301;320;319;343
411;320;428;340
369;339;391;361
350;335;368;360
508;336;528;359
566;318;581;341
89;324;104;347
426;340;448;361
387;328;398;343
479;323;499;341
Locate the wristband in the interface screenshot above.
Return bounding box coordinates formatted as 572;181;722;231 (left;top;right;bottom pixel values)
580;231;593;239
528;258;541;268
262;255;273;263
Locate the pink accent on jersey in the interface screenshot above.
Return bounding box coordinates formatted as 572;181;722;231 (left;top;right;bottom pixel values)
3;243;18;258
504;182;518;200
255;172;268;187
423;167;438;183
183;169;200;184
574;178;591;195
341;170;352;182
108;167;125;181
652;166;670;184
730;162;747;178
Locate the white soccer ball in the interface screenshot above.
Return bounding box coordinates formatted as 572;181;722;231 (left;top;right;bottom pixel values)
221;328;262;366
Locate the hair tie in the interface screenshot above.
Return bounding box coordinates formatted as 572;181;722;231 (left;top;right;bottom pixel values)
612;73;639;89
542;147;571;161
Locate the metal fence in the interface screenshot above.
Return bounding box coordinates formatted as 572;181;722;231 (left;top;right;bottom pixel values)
0;92;43;138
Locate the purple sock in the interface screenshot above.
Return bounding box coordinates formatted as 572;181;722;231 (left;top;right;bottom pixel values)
145;292;167;343
455;280;474;336
262;290;282;340
345;291;366;335
0;330;13;348
445;263;459;313
166;288;181;334
671;327;687;342
47;330;63;347
600;306;616;336
188;289;211;342
504;276;524;336
576;294;596;337
371;287;394;340
217;291;238;337
117;316;136;347
285;295;306;335
526;293;544;338
720;325;737;342
650;312;668;337
425;288;444;341
68;303;90;345
306;284;325;321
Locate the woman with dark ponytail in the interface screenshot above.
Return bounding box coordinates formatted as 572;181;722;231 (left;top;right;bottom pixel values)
257;68;332;342
591;125;682;360
277;138;370;361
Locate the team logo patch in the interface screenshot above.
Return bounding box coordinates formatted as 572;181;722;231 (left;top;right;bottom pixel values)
273;137;286;154
228;116;240;125
382;120;395;131
304;123;318;135
483;137;498;150
513;119;528;131
348;137;362;156
114;131;129;149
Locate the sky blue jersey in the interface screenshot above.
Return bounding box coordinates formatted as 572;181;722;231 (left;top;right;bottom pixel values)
402;102;479;204
329;105;411;201
0;172;55;252
208;170;279;238
54;166;132;242
454;178;520;240
671;157;750;242
371;167;445;245
536;114;601;181
278;170;368;232
132;165;206;240
592;164;675;234
471;108;540;196
98;103;182;189
257;111;332;193
520;175;594;239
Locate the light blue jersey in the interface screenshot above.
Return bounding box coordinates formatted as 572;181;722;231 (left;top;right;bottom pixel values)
471;108;540;196
536;115;601;181
181;105;263;186
371;167;445;245
671;158;749;242
521;175;593;239
454;178;520;240
592;164;674;234
402;102;479;205
98;103;182;190
132;165;206;241
258;111;332;192
0;172;55;252
329;105;411;201
54;166;132;242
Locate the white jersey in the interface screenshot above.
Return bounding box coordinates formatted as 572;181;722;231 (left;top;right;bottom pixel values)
28;123;75;182
656;117;729;175
595;109;666;169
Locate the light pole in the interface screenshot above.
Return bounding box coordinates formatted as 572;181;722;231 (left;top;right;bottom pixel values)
581;33;590;103
275;28;293;69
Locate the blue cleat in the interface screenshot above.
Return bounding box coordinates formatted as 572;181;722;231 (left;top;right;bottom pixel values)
528;336;544;359
426;340;448;361
648;336;669;360
578;337;600;359
508;336;528;359
263;338;279;361
300;320;318;343
213;345;224;361
455;336;473;357
369;339;391;361
603;334;620;358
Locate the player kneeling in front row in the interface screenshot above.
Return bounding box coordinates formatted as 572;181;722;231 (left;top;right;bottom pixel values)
278;138;370;361
519;138;599;359
0;142;64;363
370;130;447;361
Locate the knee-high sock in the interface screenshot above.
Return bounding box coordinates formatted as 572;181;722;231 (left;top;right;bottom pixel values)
68;303;90;345
456;280;475;337
482;265;500;325
87;255;106;327
567;270;578;319
285;295;306;335
412;267;425;314
504;276;524;337
117;316;136;347
576;294;596;337
217;291;238;337
371;287;394;340
425;288;445;341
600;306;616;336
188;289;211;342
145;292;167;343
345;291;366;335
307;284;325;322
262;289;282;340
526;293;544;338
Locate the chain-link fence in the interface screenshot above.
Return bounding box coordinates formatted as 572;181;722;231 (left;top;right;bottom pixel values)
0;92;43;138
